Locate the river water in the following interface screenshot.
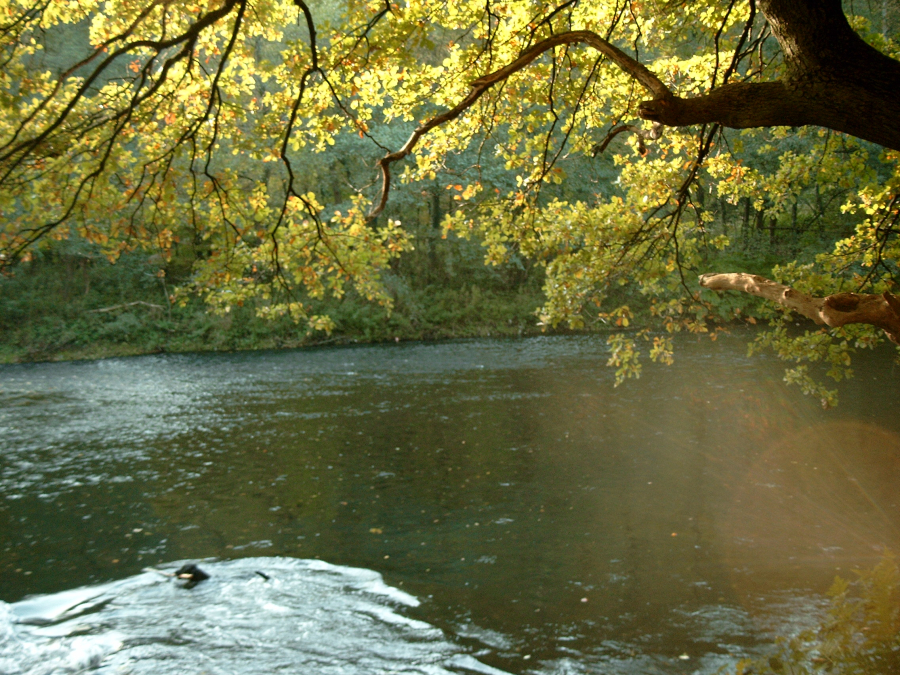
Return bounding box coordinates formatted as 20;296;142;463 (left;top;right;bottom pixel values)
1;333;899;674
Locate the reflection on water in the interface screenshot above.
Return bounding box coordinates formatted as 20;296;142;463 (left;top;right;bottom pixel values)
1;333;898;673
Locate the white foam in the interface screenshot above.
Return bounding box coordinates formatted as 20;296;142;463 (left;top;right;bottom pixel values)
447;654;517;675
1;558;465;675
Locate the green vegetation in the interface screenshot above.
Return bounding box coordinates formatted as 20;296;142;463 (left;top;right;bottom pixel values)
0;231;547;362
1;154;865;365
730;553;900;675
1;1;899;400
0;196;860;367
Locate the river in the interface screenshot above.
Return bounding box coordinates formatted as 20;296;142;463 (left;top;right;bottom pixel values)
1;333;899;674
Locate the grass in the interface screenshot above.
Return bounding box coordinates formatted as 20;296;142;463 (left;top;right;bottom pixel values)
0;246;551;364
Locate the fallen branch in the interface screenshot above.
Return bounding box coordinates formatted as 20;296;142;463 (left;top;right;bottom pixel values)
88;301;165;314
699;272;900;344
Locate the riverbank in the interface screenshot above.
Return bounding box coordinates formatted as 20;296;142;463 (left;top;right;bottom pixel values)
0;232;566;364
0;281;553;364
0;233;763;365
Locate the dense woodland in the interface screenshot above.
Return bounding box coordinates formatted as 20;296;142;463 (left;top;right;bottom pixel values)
0;135;869;365
3;0;898;415
3;107;852;363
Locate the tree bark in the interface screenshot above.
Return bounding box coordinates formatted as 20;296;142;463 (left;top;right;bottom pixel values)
699;273;900;344
639;0;900;150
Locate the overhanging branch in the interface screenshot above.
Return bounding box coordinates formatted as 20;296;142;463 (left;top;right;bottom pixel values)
699;272;900;344
368;29;669;220
369;0;900;221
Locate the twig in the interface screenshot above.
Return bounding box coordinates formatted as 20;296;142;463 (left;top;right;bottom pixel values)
88;301;165;313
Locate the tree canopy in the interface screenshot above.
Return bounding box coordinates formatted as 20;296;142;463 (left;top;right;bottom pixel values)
1;0;898;404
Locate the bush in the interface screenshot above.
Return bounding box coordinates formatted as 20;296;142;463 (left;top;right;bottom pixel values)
730;553;900;675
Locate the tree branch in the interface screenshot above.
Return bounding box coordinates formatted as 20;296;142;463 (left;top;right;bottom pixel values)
369;29;668;220
369;0;900;222
699;272;900;344
88;301;164;313
641;0;900;149
592;121;662;156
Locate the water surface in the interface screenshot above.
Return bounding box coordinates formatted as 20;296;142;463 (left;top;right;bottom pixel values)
2;334;899;673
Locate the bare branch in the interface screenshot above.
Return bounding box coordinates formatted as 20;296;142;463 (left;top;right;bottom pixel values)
699;272;900;344
88;301;165;313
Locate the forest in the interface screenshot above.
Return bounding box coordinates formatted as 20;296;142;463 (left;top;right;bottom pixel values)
2;0;899;406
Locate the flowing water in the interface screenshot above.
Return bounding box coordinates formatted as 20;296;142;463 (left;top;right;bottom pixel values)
1;333;899;674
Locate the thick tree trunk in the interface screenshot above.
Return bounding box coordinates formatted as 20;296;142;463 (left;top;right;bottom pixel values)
699;273;900;344
690;6;900;344
639;0;900;150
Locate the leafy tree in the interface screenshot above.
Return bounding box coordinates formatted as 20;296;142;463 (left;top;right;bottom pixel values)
1;0;898;402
